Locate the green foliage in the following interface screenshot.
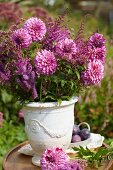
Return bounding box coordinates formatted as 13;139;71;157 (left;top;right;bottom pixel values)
0;121;27;169
73;145;113;168
35;60;85;102
0;89;22;121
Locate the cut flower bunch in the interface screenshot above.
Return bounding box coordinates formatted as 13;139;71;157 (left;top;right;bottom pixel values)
40;147;87;170
0;16;106;102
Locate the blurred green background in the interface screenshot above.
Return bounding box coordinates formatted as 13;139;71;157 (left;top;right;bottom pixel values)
0;0;113;169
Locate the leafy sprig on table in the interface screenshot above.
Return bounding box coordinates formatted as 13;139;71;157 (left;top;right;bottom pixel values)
73;144;113;168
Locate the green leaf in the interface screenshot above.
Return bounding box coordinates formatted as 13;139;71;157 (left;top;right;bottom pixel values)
72;143;113;169
58;99;62;106
61;80;66;87
1;90;12;103
68;69;73;75
70;81;74;89
72;147;78;151
75;70;80;80
41;95;56;102
94;148;111;160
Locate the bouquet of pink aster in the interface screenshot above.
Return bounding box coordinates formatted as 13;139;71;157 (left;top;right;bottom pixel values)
0;16;106;103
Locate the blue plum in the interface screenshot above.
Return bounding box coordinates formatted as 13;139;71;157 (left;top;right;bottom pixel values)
72;125;80;135
79;128;90;140
71;134;82;143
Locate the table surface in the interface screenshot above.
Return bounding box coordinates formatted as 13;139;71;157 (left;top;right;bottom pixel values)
2;141;113;170
3;141;40;170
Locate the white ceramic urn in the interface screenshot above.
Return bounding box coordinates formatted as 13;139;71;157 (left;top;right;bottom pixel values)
22;96;78;166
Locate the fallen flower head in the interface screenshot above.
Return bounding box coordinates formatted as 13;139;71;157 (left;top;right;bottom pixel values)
40;147;85;170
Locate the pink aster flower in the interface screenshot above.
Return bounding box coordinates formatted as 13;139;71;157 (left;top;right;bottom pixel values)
0;112;3;127
88;33;106;63
34;50;57;75
40;147;69;170
89;46;106;63
11;28;32;48
55;38;77;61
81;59;104;86
88;33;105;49
23;17;46;41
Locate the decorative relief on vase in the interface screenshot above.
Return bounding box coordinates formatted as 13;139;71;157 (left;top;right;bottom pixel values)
28;120;40;133
27;119;69;138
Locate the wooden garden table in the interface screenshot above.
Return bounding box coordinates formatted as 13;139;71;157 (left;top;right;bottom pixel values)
2;141;113;170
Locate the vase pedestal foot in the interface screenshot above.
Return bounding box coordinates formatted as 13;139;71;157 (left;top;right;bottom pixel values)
32;155;41;166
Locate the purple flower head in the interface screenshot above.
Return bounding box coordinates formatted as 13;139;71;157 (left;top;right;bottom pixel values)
89;46;106;63
40;147;69;170
88;33;105;50
15;58;38;99
0;112;3;127
0;62;11;84
43;16;70;51
87;33;106;63
55;38;77;61
23;17;46;41
72;38;89;65
77;159;88;170
34;50;57;76
69;160;82;170
11;28;32;48
15;58;31;77
0;70;11;84
0;2;22;25
81;59;104;86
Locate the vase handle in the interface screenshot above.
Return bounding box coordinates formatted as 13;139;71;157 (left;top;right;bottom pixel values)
78;122;90;131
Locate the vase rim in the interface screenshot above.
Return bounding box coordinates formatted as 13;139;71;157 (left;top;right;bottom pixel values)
24;96;78;108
